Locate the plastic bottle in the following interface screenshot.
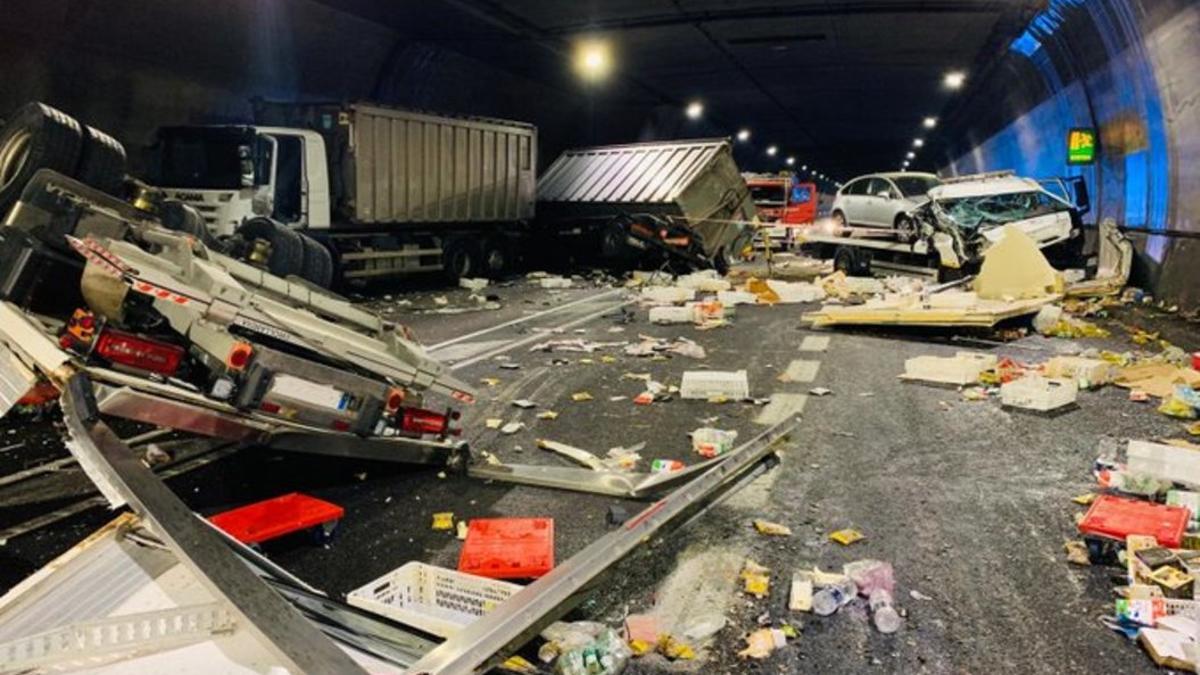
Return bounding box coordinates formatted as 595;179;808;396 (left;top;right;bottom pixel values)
869;589;902;634
811;578;857;616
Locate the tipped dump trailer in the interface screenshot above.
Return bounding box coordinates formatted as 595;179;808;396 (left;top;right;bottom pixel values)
536;139;757;272
154;101;537;284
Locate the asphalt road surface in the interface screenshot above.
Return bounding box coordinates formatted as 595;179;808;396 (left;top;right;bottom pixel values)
0;269;1195;674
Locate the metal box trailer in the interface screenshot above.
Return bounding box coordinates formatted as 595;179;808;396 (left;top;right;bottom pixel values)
535;138;756;271
252;101;537;225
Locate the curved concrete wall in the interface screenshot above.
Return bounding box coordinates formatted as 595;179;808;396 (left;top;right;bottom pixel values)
938;0;1200;310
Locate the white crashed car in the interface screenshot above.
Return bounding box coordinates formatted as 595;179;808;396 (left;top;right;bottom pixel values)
910;172;1086;267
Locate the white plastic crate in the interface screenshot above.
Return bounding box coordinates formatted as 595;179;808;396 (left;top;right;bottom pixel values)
901;351;997;386
1000;375;1077;411
649;306;696;324
346;562;521;638
681;370;749;400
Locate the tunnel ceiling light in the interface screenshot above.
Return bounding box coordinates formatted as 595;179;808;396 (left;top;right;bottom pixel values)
766;145;778;156
685;101;704;119
923;116;938;129
943;70;966;90
801;164;807;171
736;128;751;142
906;151;915;159
902;160;910;168
786;156;795;166
572;39;613;82
913;138;925;148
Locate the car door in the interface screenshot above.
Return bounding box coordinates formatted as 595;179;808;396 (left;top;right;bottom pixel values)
839;178;868;224
861;177;893;227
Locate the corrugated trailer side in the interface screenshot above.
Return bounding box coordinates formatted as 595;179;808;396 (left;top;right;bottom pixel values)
347;104;536;225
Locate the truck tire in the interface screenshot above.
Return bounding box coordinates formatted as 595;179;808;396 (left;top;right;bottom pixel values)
442;239;480;279
75;125;127;196
833;246;870;276
0;102;83;218
237;217;304;278
479;238;511;278
160;199;221;249
299;233;334;288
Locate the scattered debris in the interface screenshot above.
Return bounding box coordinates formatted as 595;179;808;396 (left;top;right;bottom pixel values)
753;519;792;536
738;628;787;659
680;370;750;400
432;512;454;531
741;560;771;597
808;387;833;396
1000;375;1078;412
901;352;996;386
538;439;606;471
500;421;526;435
692;427;738;457
829;529;864;546
572;392;594;402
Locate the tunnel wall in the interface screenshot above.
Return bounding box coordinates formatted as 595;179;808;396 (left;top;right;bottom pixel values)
939;0;1200;311
0;1;656;175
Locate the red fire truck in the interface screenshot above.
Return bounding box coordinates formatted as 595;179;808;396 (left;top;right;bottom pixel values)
744;172;818;248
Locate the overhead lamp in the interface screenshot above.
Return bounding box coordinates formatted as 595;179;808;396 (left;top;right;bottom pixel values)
786;156;795;166
766;145;778;156
736;128;751;142
913;138;925;148
801;164;807;171
902;160;910;168
685;101;704;119
923;116;938;129
906;151;915;159
572;39;613;82
943;71;966;90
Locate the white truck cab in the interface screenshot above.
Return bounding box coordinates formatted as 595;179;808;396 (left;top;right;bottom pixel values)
155;125;330;237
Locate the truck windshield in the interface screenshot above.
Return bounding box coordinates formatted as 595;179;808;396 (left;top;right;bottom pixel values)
892;176;941;197
156;127;257;189
936;191;1068;230
749;184;786;205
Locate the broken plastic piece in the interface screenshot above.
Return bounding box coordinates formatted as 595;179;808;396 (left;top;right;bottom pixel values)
432;512;455;531
737;628;786;659
829;529;864;546
753;519;792;536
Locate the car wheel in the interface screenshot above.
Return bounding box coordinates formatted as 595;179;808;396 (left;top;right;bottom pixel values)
832;210;848;234
895;215;917;244
75;124;127;196
237;217;304;278
299;234;334;288
0;102;83;218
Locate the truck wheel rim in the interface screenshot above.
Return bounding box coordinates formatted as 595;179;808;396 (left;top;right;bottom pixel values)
0;131;32;190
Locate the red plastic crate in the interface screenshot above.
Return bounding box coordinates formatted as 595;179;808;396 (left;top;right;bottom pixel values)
458;518;554;580
209;492;344;545
1078;494;1189;548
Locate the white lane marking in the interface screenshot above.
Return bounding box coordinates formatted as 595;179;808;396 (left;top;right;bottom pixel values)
448;300;632;371
754;393;808;426
777;359;821;383
428;339;513;362
799;335;830;352
428;288;625;350
724;468;781;510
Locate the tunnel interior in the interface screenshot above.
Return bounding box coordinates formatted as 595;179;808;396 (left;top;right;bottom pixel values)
0;0;1197;301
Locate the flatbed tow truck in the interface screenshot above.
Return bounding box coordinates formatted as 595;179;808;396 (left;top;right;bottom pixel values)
797;171;1092;281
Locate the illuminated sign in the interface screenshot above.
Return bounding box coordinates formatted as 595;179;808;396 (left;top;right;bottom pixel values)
1068;128;1097;165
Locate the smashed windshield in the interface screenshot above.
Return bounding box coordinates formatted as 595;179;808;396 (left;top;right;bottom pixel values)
935;190;1067;230
892;175;941;197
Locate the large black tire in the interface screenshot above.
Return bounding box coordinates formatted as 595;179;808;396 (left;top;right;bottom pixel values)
479;237;511;278
160;199;221;249
831;210;849;233
76;125;126;195
442;238;480;279
299;233;334;288
237;217;304;278
0;102;83;218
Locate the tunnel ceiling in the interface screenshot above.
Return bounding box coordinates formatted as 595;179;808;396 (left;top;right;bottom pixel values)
315;0;1041;181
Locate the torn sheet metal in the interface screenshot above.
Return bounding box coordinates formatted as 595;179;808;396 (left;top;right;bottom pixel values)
57;372;369;674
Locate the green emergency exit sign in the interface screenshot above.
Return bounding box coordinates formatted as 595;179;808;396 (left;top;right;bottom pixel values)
1068;128;1097;165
